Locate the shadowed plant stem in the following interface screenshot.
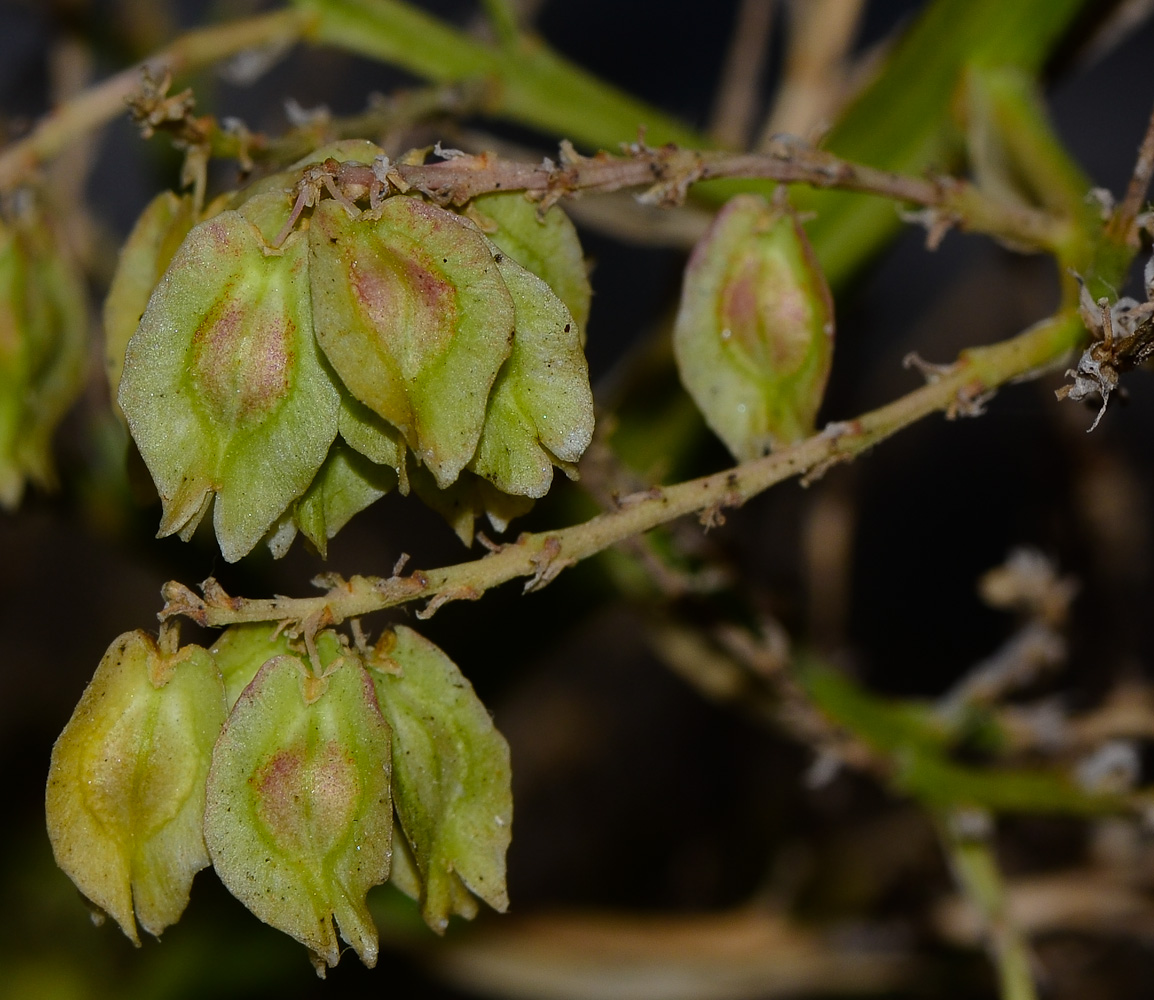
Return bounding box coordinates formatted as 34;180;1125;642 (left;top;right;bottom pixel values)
940;811;1039;1000
0;8;315;193
161;312;1085;631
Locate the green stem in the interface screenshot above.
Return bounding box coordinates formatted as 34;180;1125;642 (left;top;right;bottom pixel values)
162;312;1085;629
0;8;314;193
479;0;521;47
296;0;1093;288
939;812;1039;1000
295;0;708;150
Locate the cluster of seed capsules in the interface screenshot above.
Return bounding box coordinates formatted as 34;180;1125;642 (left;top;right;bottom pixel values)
47;619;512;974
106;139;595;562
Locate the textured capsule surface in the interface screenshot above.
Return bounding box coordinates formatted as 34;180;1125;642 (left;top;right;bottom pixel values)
673;194;834;460
46;631;225;943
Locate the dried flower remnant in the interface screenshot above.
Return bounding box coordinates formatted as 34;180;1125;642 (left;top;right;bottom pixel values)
1057;259;1154;430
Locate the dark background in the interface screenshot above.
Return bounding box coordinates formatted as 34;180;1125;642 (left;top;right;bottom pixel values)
2;1;1154;997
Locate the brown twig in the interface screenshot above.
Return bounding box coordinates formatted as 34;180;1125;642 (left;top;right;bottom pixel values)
760;0;865;141
306;140;1068;251
709;0;776;148
1107;95;1154;246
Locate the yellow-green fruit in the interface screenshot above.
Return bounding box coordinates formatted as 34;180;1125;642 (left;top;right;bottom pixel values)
46;631;226;943
118;211;340;561
204;644;393;973
468;245;594;499
470;192;591;337
104;191;220;411
0;208;87;508
673;194;834;460
309;196;514;488
369;626;512;933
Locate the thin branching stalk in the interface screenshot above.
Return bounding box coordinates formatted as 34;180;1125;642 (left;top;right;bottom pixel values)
0;9;314;193
940;812;1040;1000
161;312;1083;632
1107;95;1154;246
369;143;1069;252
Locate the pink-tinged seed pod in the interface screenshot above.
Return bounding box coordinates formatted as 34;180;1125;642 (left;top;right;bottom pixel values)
308;195;515;489
673;194;834;461
467;246;594;500
46;630;226;944
468;191;591;338
203;641;393;974
117;210;340;562
104;190;230;413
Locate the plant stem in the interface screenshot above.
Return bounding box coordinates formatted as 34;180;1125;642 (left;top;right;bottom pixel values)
1107;95;1154;246
939;811;1039;1000
161;312;1084;630
295;0;707;151
0;8;314;193
382;143;1068;252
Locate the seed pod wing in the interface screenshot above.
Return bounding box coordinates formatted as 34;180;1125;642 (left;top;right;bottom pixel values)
469;250;594;499
294;443;398;557
104;192;199;410
204;653;393;972
470;192;591;336
309;196;514;488
369;626;512;933
118;211;340;561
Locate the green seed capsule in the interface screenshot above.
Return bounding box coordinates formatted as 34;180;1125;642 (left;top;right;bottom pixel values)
673;194;834;460
46;631;226;943
118;211;340;562
368;626;512;933
469;192;591;337
204;646;393;973
468;245;594;499
104;191;230;411
0;204;87;508
309;196;515;489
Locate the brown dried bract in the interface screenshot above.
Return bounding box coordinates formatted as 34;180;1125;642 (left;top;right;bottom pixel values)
1057;267;1154;431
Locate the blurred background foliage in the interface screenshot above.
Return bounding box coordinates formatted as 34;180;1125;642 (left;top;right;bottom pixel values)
4;0;1154;997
